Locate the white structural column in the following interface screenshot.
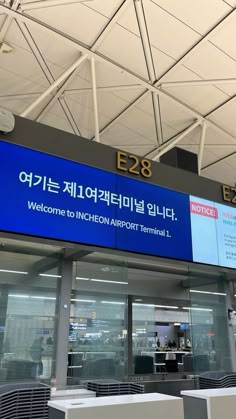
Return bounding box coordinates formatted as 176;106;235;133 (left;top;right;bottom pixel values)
152;119;202;161
90;57;100;142
20;54;88;118
134;0;162;145
198;123;207;175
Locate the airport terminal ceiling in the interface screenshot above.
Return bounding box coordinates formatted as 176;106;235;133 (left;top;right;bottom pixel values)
1;1;236;184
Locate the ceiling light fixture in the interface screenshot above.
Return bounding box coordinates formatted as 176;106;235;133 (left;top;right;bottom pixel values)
190;290;226;296
91;279;128;285
0;269;28;274
71;299;96;303
133;303;178;309
39;273;62;278
183;307;213;312
101;301;125;305
155;305;179;309
31;296;56;300
9;294;29;298
76;277;89;281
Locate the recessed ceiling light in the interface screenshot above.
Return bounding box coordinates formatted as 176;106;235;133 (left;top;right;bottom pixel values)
183;307;213;312
91;279;128;285
101;301;125;305
71;299;96;303
190;290;226;296
0;269;28;275
39;273;62;278
155;305;179;309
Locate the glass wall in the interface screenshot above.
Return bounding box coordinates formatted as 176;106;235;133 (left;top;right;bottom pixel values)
67;255;128;385
0;238;62;384
189;273;232;375
132;297;191;377
0;235;235;390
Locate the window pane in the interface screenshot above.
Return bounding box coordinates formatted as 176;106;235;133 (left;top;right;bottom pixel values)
0;238;62;384
189;274;231;375
67;254;128;385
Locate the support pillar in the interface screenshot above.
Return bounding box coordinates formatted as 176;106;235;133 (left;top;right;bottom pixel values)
55;260;73;388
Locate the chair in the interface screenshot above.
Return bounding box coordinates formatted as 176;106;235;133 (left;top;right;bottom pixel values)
165;360;178;372
134;355;153;374
67;353;83;380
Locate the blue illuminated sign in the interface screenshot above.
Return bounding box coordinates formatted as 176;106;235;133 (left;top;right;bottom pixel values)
0;140;235;269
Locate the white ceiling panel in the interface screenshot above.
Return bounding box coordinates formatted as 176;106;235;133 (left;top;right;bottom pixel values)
222;153;236;170
184;41;236;79
4;20;32;51
162;124;179;142
100;122;155;148
93;61;139;87
65;89;133;121
161;64;203;83
144;0;201;60
201;149;226;168
97;24;148;79
136;93;154;116
110;88;146;104
152;46;175;79
202;161;236;184
209;100;236;137
203;125;236;147
40;107;74;134
223;0;236;6
117;1;139;36
65;96;110;134
159;95;195;132
97;91;137;119
161;64;236;97
117;107;158;144
0;67;44;96
82;0;125;19
150;0;231;35
163;83;229;115
28;3;108;47
25;22;80;67
211;13;236;61
0;45;49;87
0;14;5;25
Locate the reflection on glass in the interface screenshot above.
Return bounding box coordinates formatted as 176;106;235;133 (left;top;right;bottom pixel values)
67;257;128;385
0;239;61;384
189;275;231;375
132;299;191;376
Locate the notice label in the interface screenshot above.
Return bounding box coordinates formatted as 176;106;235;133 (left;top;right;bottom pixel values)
190;201;218;219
